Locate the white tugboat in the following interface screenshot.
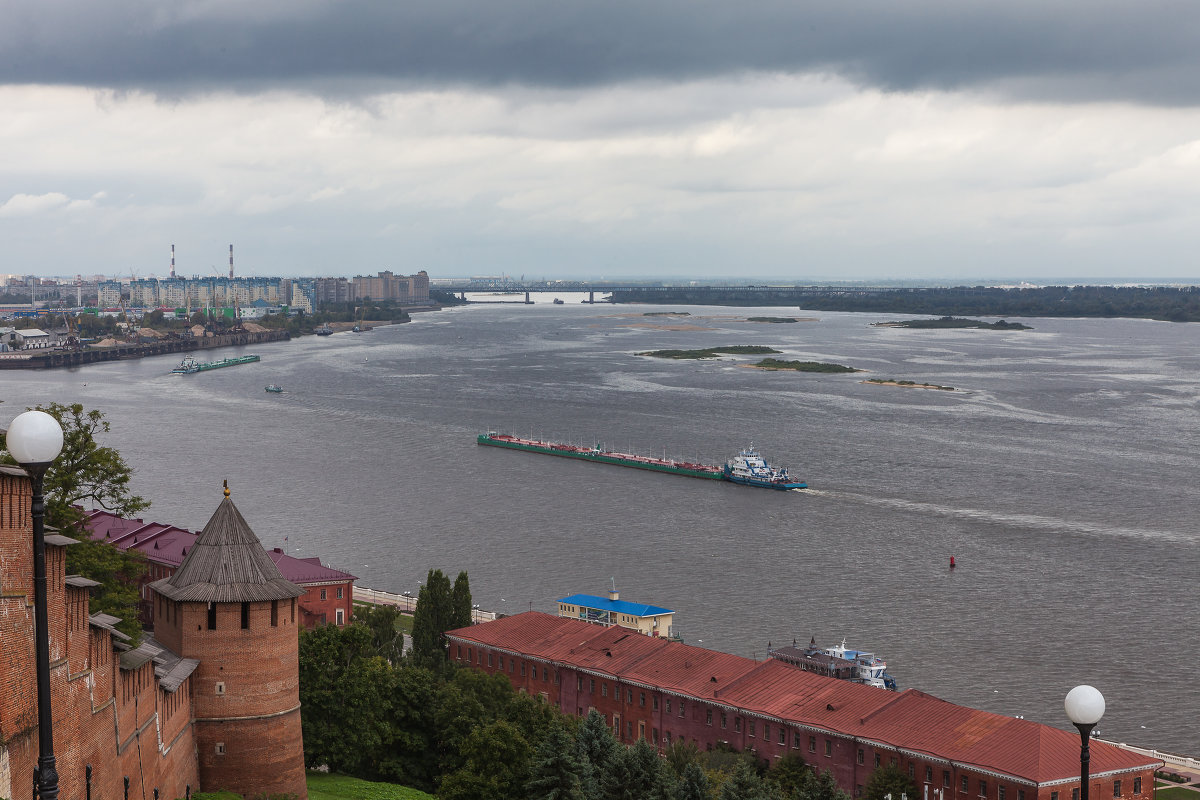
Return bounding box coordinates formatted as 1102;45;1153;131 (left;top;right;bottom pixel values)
722;445;807;489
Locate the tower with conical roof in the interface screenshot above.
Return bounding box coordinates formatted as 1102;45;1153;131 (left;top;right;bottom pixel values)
150;484;307;800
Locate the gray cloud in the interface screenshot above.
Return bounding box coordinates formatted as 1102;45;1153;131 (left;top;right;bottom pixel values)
4;1;1200;104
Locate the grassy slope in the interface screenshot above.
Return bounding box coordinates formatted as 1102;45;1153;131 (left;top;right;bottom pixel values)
307;772;435;800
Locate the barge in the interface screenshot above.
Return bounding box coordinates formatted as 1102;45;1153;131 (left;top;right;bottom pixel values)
172;354;260;374
477;433;724;480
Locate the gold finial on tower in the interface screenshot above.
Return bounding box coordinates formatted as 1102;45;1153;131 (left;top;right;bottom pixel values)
223;479;230;498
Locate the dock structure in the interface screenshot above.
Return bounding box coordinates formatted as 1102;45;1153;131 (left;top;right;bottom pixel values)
353;585;498;625
0;329;289;369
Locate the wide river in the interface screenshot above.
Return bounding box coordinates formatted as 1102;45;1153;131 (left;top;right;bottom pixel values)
3;300;1197;755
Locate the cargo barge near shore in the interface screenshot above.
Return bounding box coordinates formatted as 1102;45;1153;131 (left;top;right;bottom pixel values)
477;432;725;480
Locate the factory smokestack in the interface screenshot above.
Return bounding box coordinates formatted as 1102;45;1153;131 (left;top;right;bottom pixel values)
170;244;176;279
229;244;234;279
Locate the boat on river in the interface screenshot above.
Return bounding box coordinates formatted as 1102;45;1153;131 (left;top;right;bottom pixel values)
722;445;806;489
171;354;260;374
768;637;897;690
265;384;283;393
477;432;724;480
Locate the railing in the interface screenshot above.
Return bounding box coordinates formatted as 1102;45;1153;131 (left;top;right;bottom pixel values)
353;586;498;624
1097;738;1199;771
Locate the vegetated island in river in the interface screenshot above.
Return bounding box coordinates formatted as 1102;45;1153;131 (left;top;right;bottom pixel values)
747;358;862;373
865;378;956;391
638;345;780;359
872;316;1031;330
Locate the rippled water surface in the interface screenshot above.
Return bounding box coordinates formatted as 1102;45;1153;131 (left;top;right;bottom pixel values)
3;304;1198;754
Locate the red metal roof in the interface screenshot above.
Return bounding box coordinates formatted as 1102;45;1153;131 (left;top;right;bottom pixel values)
448;613;1157;784
83;508;356;586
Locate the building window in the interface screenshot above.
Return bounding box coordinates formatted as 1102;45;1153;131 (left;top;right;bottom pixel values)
508;659;514;672
207;602;216;630
910;764;916;779
1133;779;1141;795
945;772;952;789
706;709;713;726
793;731;801;749
271;600;278;627
1073;790;1080;800
337;587;343;599
735;718;742;733
601;683;607;697
857;749;865;765
926;767;933;783
1000;787;1006;800
335;608;344;625
779;728;786;745
320;588;327;600
1051;793;1058;800
809;736;816;753
627;688;633;703
215;742;226;755
749;720;755;737
543;667;549;681
962;777;969;793
590;678;595;693
721;712;727;729
763;724;770;740
679;700;685;717
1019;792;1025;800
825;739;832;757
1114;782;1121;798
653;728;659;743
980;780;987;798
577;677;583;691
666;698;672;714
627;721;633;739
873;754;880;768
653;695;659;711
640;692;646;707
488;653;493;667
521;662;526;677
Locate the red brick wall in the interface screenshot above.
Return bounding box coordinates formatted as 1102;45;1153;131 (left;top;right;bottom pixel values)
449;639;1156;800
168;598;307;799
0;472;200;800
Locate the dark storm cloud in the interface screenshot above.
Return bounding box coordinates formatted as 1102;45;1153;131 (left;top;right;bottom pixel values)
3;1;1200;104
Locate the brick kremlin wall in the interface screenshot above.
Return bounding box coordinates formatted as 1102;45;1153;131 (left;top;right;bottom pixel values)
0;468;200;800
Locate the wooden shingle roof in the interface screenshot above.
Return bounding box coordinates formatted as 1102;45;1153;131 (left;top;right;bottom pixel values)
149;495;303;604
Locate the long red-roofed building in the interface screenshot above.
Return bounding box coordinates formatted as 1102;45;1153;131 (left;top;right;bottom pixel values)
83;508;356;629
447;612;1159;800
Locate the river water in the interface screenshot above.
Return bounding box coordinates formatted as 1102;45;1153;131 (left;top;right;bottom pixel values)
3;301;1197;755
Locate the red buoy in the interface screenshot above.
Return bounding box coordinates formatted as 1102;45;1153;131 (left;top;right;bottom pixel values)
950;556;956;568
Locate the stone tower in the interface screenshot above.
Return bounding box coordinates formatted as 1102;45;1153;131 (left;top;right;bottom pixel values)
149;487;307;799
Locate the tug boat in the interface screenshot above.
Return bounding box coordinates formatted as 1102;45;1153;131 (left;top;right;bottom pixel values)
722;445;806;490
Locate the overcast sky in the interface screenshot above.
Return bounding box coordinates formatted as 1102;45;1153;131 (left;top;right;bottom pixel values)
4;1;1200;281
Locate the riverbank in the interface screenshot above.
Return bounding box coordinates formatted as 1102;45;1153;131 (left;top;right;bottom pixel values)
0;328;290;370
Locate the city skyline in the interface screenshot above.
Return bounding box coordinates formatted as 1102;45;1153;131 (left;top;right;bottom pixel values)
3;3;1200;281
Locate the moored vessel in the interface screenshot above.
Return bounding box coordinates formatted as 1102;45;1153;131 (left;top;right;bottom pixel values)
315;324;334;336
722;445;806;489
265;384;283;393
768;637;897;690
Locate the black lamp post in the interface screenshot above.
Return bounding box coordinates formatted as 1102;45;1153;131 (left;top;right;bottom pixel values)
1064;685;1106;800
7;410;66;800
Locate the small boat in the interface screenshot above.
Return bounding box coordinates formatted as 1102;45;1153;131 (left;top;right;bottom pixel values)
722;445;806;489
553;298;565;305
315;324;334;336
265;385;283;393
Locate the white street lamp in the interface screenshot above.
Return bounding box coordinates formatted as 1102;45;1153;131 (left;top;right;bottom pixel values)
1065;685;1106;800
6;410;65;800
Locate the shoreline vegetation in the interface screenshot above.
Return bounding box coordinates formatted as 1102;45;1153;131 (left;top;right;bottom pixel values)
637;345;780;359
865;378;956;391
747;359;861;373
872;316;1031;330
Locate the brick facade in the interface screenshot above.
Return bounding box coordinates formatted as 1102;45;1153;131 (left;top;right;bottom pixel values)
0;468;198;800
449;614;1159;800
0;468;308;800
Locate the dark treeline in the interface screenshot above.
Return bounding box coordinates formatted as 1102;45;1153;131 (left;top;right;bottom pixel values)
301;568;918;800
608;285;1200;321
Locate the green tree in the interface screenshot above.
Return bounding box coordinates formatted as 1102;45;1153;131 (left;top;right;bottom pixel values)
718;762;778;800
297;622;395;777
767;754;810;800
677;761;713;800
575;710;619;800
526;724;587;800
352;602;405;662
800;770;852;800
451;570;473;629
409;568;454;669
438;720;533;800
1;402;151;642
378;663;438;790
862;763;917;800
665;739;702;778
